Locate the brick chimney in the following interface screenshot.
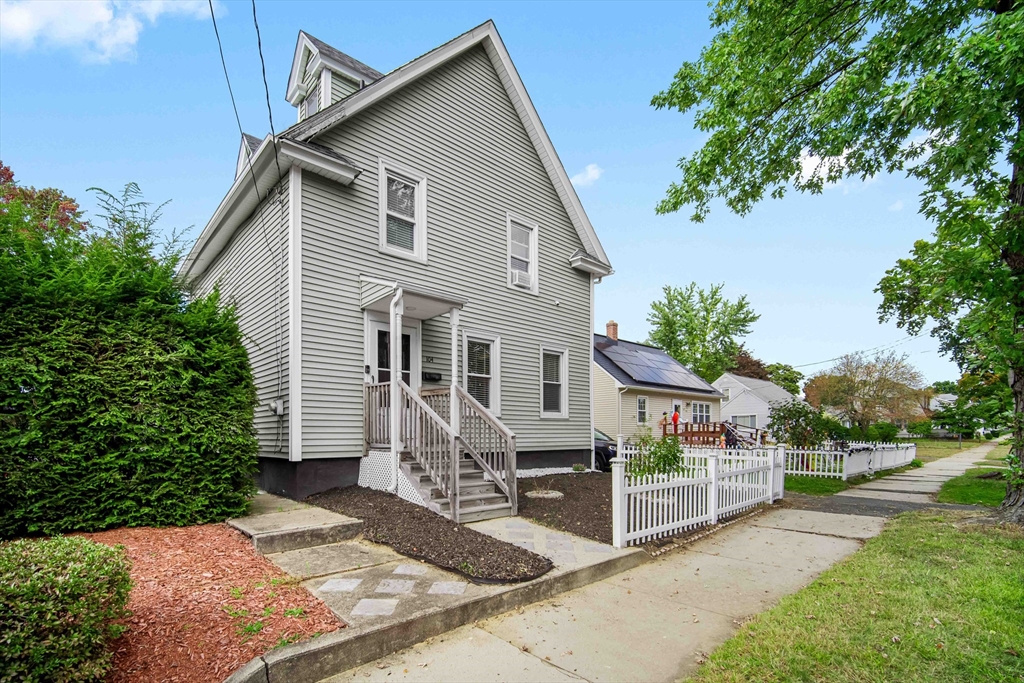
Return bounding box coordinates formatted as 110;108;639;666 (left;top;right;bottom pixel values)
606;320;619;341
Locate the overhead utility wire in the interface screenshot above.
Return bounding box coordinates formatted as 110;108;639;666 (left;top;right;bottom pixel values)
207;0;262;204
789;333;927;369
251;0;284;181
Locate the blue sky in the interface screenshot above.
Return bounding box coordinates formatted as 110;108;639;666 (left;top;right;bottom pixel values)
0;0;958;384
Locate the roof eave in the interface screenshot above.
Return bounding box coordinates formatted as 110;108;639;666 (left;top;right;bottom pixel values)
180;136;360;281
570;252;612;276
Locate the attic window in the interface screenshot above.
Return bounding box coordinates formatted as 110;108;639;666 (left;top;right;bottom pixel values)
304;93;318;119
507;214;538;294
378;158;427;262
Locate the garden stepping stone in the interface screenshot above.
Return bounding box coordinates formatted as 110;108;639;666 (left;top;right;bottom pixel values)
428;581;468;595
350;599;398;617
375;579;416;594
318;578;363;593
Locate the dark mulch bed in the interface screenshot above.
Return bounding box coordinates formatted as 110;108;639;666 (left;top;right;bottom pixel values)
517;473;613;545
307;486;552;583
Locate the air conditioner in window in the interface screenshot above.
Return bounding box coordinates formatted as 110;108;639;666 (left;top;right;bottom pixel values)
510;270;532;289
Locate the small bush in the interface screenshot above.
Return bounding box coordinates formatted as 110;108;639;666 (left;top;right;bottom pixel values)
910;459;924;468
627;430;691;477
907;420;933;437
571;463;587;473
873;422;899;442
849;425;865;441
864;425;880;442
0;536;132;682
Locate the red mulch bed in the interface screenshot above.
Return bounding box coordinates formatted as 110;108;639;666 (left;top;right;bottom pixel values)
82;524;341;683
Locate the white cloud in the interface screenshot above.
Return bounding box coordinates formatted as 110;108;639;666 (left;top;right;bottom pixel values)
0;1;210;63
888;200;904;212
570;163;604;188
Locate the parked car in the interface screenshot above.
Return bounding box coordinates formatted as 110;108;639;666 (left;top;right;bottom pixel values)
594;429;617;471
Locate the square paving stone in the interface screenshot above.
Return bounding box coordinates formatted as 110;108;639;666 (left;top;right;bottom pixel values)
513;541;536;551
318;578;363;593
376;579;416;594
351;599;398;617
393;564;428;576
428;581;468;595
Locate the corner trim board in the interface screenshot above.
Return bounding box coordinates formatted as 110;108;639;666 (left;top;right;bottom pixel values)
288;166;303;462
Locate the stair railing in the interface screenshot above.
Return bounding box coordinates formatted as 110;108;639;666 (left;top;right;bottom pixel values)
455;385;517;515
364;382;391;451
398;381;460;521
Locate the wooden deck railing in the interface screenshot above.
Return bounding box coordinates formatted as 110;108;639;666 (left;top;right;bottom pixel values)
455;385;517;514
398;381;460;521
364;382;390;449
661;421;726;446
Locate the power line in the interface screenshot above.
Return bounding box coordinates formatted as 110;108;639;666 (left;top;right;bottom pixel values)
207;0;262;204
790;331;929;368
251;0;283;181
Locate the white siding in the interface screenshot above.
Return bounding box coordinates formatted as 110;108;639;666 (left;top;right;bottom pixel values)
190;177;290;459
720;390;771;430
299;45;593;458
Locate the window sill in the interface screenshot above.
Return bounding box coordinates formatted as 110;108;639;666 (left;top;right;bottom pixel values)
378;245;427;264
506;281;540;296
540;412;569;420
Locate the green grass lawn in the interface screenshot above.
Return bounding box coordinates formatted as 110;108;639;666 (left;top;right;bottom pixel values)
785;463;922;497
689;511;1024;683
906;438;987;463
937;468;1008;508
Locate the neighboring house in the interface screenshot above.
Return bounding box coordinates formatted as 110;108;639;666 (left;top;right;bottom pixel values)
181;22;612;521
711;373;802;431
593;322;723;440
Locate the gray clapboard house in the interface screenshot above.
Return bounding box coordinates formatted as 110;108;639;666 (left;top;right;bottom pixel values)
181;22;612;522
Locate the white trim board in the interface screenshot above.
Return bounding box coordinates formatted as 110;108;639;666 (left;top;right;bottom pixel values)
288;20;611;271
288;166;303;462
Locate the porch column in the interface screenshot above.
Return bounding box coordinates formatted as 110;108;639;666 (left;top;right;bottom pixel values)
390;289;404;491
449;307;460;434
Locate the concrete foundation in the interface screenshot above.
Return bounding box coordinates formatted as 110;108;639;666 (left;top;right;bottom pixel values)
258;457;360;501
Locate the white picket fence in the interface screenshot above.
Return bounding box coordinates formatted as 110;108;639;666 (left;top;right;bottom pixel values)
611;444;784;548
783;442;916;480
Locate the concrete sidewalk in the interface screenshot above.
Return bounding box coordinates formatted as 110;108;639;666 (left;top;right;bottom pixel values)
324;507;884;682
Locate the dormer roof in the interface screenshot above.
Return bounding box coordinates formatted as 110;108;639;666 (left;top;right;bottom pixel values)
286;31;383;104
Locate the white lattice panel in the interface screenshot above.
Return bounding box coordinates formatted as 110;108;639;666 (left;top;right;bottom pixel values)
359;450;396;491
359;450;426;508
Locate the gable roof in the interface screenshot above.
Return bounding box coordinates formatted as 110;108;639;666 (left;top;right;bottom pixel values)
282;20;611;270
242;133;262;155
286;31;383;103
720;373;800;406
594;334;722;396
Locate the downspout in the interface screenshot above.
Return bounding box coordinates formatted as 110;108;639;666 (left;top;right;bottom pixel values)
389;288;404;492
617;386;628;443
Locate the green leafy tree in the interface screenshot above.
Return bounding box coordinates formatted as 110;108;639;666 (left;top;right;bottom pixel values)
933;398;981;448
767;363;804;396
651;1;1024;519
907;420;933;437
0;165;258;537
647;282;759;382
931;380;959;395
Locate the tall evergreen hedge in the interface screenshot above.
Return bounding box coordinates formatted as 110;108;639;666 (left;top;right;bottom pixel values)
0;169;258;538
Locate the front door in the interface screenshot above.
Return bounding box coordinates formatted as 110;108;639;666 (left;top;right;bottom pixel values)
367;320;419;388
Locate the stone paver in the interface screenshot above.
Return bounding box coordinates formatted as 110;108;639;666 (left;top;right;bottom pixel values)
325;507;875;683
469;517;631;571
267;539;400;579
835;488;935;503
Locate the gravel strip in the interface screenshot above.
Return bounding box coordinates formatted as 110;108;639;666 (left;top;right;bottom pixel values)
82;524;340;683
307;487;552;582
517;473;613;545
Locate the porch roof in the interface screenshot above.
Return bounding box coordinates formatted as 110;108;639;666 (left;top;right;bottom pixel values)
360;278;467;320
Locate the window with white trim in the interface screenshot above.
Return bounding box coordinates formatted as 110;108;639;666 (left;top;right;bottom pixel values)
540;347;568;418
692;402;711;424
304;94;318;119
636;396;648;424
507;214;538;293
722;387;731;400
378;159;427;262
463;332;500;415
732;414;756;428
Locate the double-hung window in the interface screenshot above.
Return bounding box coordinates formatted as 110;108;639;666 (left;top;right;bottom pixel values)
692;402;711;424
507;214;538;294
636;396;648;424
732;414;756;428
463;332;500;415
378;159;427;262
540;346;568;418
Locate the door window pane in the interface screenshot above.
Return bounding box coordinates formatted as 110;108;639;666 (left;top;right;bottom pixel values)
377;329;411;385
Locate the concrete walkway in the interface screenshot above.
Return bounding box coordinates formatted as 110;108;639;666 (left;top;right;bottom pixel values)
789;440;1002;517
323;507;884;683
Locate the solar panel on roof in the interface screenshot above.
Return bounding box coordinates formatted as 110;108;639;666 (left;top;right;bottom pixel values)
600;342;713;391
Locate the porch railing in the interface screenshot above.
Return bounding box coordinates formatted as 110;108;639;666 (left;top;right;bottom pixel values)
397;381;460;521
419;387;451;423
364;382;390;449
662;421;726;446
455;385;517;515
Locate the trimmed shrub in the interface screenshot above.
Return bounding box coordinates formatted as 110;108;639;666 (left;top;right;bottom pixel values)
907;419;933;437
865;425;881;442
874;422;899;442
0;536;132;682
1;170;258;538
